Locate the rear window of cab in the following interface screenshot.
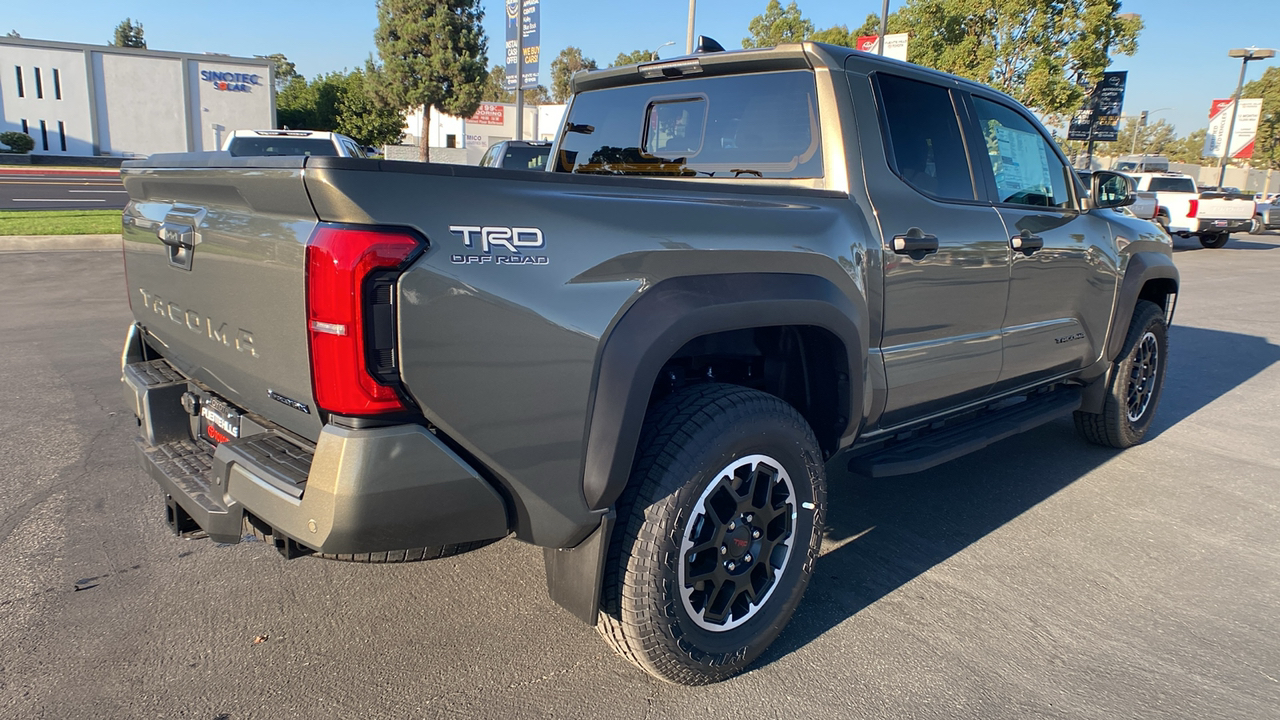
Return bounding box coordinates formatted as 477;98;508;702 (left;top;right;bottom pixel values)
555;70;822;179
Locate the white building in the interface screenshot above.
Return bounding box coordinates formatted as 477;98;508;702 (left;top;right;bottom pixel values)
0;37;275;157
402;102;566;164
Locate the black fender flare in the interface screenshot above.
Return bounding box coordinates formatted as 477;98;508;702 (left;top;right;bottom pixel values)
581;272;865;511
1106;252;1179;362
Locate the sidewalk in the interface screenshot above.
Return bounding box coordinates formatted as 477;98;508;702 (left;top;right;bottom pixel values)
0;234;120;252
0;166;121;176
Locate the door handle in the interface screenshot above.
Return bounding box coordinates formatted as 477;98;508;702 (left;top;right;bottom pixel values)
1010;230;1044;254
891;228;939;258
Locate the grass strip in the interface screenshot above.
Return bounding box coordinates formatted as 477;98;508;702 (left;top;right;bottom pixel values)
0;209;122;236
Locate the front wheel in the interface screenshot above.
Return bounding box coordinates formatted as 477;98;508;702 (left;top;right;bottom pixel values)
1199;232;1230;248
597;384;826;685
1075;300;1168;448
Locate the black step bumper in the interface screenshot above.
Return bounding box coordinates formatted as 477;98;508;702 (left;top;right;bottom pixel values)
124;350;510;554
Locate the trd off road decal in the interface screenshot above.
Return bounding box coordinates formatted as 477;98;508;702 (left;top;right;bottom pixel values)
448;225;549;265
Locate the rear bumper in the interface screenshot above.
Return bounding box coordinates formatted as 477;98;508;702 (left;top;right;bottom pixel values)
1194;217;1252;234
124;354;510;554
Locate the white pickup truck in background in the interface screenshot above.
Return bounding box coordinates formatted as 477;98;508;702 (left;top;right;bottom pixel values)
1131;172;1256;248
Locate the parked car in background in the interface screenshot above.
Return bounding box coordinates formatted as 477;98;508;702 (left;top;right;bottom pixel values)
1254;198;1280;233
1113;154;1169;173
477;140;551;170
222;130;368;158
1131;172;1255;247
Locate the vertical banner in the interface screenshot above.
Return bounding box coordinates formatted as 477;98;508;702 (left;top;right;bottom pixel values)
854;33;909;62
505;0;540;90
1204;98;1264;158
1066;71;1126;141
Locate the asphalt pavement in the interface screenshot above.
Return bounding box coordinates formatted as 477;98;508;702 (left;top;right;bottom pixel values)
1;233;1278;719
0;168;126;210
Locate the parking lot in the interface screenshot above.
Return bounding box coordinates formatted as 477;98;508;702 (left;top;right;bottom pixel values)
1;233;1277;719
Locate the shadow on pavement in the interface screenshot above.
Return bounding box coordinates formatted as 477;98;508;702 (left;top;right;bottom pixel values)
758;324;1280;671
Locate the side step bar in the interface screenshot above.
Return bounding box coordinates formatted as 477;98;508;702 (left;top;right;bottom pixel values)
848;387;1082;478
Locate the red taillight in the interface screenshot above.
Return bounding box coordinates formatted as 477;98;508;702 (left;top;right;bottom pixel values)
1187;199;1198;218
306;225;421;416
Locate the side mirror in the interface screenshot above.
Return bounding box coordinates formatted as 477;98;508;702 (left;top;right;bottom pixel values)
1090;171;1136;210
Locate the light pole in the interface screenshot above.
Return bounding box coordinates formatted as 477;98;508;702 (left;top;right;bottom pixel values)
686;0;696;54
653;41;675;60
1129;107;1171;156
1218;47;1276;189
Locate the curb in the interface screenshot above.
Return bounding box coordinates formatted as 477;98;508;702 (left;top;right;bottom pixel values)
0;234;121;252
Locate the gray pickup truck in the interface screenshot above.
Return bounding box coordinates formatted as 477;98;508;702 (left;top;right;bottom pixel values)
119;41;1178;685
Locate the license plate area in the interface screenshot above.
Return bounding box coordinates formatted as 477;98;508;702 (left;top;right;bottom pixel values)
199;394;242;444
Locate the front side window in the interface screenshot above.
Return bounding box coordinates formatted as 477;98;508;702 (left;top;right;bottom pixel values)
556;70;822;179
972;96;1074;209
876;73;975;201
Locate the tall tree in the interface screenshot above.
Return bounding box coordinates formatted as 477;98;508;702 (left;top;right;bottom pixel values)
481;64;514;102
257;53;301;91
370;0;488;161
111;18;146;48
338;69;406;148
809;25;857;47
892;0;1142;117
742;1;813;49
1242;66;1280;170
611;49;655;67
550;47;597;103
1167;129;1208;164
1111;117;1176;157
523;85;552;105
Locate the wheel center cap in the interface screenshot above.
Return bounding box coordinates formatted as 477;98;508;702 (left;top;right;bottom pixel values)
725;524;752;560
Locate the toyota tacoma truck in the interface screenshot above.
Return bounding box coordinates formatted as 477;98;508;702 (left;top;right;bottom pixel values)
119;40;1178;685
1131;171;1256;247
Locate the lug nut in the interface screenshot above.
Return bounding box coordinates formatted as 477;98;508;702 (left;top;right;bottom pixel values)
752;529;761;539
726;561;737;571
728;521;736;531
744;554;753;563
720;545;727;555
745;513;754;523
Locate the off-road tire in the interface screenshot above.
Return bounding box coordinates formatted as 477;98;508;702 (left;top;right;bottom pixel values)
242;516;499;563
1075;300;1168;448
1199;232;1230;249
597;383;826;685
1250;215;1263;235
1154;209;1170;231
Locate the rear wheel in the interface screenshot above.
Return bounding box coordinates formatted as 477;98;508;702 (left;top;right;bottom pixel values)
1250;215;1264;235
1154;209;1170;230
597;384;826;685
1075;300;1168;448
1199;232;1230;248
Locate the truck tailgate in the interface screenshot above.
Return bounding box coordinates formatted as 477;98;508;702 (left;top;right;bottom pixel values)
121;157;322;439
1195;195;1255;220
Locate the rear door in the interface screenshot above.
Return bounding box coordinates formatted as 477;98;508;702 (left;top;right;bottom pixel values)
851;67;1011;428
962;92;1121;391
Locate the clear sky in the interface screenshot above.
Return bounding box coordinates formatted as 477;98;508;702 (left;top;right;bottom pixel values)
5;0;1275;138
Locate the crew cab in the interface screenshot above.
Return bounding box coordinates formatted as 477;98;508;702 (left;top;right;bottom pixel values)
118;40;1177;685
1131;172;1256;247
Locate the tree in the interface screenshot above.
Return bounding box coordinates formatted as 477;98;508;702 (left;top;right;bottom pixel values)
523;85;552;105
611;49;655;67
1242;66;1280;170
742;1;813;49
111;18;145;48
257;53;301;92
276;76;313;129
550;47;597;103
890;0;1142;118
1167;129;1208;164
481;64;514;102
338;69;405;147
809;25;857;48
0;131;35;154
1112;117;1176;156
369;0;488;161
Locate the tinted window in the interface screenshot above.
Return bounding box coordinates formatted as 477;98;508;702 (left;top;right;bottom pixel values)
876;73;974;201
972;97;1073;208
501;145;550;170
227;137;339;157
556;70;822;179
1147;177;1197;193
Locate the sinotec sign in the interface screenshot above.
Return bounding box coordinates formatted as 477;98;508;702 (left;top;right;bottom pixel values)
200;70;261;93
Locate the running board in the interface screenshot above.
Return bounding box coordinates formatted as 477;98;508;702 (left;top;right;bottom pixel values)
848;387;1082;478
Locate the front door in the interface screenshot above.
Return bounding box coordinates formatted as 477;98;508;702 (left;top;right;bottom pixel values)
852;70;1012;428
964;94;1122;392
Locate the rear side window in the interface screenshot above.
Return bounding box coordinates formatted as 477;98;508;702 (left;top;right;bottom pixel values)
1147;177;1196;193
227;137;339;157
501;145;550;170
555;70;822;179
876;73;975;201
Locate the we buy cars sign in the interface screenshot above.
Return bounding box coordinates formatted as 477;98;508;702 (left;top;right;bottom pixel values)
1203;98;1264;158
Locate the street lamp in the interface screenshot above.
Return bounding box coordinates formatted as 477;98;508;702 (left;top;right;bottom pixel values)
653;41;676;60
1218;47;1276;189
